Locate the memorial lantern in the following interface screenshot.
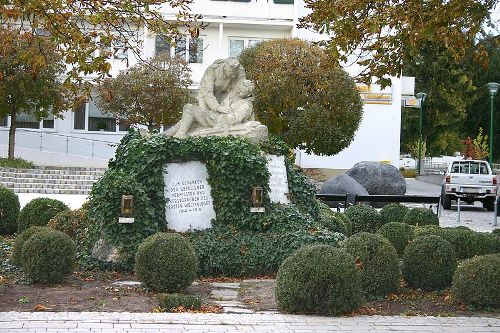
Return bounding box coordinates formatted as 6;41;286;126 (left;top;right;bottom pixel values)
251;187;264;207
121;195;134;217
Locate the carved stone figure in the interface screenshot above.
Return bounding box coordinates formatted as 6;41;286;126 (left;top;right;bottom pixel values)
165;57;268;141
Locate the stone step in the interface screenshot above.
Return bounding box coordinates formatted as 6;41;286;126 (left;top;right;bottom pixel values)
0;172;101;180
1;182;92;190
0;176;96;185
7;187;91;195
0;168;106;176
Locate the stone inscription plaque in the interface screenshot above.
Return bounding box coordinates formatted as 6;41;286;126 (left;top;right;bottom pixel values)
266;155;290;204
164;161;215;232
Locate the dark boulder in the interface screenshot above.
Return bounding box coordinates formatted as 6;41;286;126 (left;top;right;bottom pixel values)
346;161;406;195
319;174;369;206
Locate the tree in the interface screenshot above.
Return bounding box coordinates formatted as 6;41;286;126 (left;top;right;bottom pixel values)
0;28;67;159
0;0;194;85
239;38;363;156
463;127;489;159
299;0;496;87
401;42;476;156
96;54;193;131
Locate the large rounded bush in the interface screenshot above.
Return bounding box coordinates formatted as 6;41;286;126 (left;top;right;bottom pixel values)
134;233;198;292
475;232;500;255
345;205;382;233
0;187;20;235
377;222;415;256
380;203;409;224
11;226;52;266
452;254;500;308
402;235;457;290
414;226;480;260
403;207;439;226
341;232;400;297
47;209;90;240
18;198;69;232
276;244;362;315
318;204;349;235
21;229;76;283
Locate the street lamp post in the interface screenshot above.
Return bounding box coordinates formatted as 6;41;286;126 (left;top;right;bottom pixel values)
416;92;427;175
487;82;500;164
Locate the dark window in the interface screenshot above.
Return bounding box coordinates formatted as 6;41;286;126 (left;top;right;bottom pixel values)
74;103;86;130
43;119;54;128
16;113;40;129
174;37;186;58
118;119;131;132
89;117;117;132
155;35;171;56
0;116;7;127
189;38;203;63
273;0;293;3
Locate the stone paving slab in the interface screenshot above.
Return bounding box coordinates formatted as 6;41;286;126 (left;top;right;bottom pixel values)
0;312;499;333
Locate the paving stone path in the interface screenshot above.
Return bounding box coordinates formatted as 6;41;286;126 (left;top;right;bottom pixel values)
1;312;499;333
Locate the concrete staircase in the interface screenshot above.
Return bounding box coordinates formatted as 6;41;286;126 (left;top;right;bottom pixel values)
0;166;107;195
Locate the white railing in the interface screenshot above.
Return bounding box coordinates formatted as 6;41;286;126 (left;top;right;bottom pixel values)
0;128;118;160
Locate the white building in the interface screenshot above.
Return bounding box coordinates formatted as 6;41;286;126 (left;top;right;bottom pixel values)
0;0;405;170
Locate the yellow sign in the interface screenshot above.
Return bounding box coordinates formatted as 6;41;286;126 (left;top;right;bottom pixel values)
356;84;392;105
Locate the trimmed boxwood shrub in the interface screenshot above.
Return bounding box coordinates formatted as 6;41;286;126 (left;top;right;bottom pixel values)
21;229;76;283
11;226;51;266
377;222;415;256
402;207;439;226
402;235;457;290
380;203;409;224
318;203;349;235
475;232;500;255
452;254;500;308
157;293;203;311
0;187;20;235
345;205;382;234
415;226;480;260
187;225;345;277
18;198;69;232
341;232;400;297
492;229;500;237
47;209;90;240
135;233;198;292
275;244;362;315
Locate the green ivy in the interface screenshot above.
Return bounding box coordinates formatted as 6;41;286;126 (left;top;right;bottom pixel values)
88;130;321;271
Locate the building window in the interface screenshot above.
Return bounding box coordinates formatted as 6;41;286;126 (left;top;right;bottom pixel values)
273;0;294;3
229;37;266;57
74;103;86;130
156;35;204;64
16;113;40;129
73;97;130;133
42;114;54;129
0;116;7;127
112;35;128;60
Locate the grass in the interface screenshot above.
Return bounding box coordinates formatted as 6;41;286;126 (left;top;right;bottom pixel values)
0;157;36;169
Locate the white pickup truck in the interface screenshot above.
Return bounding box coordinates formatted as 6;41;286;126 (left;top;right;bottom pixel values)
441;160;498;210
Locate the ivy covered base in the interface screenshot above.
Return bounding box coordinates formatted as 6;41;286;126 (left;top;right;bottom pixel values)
86;130;344;274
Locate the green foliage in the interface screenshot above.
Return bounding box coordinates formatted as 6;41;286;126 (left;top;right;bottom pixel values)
402;235;457;291
376;222;415;256
0;158;35;169
239;38;363;156
88;131;321;272
11;226;51;266
492;229;500;237
475;232;500;256
47;209;90;240
345;205;382;234
402;207;439;226
414;226;482;260
299;0;494;87
186;225;345;277
0;187;20;235
17;198;69;232
317;203;349;235
21;229;76;283
156;293;203;311
341;232;400;297
452;254;500;308
276;244;362;315
462;127;489;160
380;203;409;224
96;54;193;131
401;169;417;178
134;233;197;292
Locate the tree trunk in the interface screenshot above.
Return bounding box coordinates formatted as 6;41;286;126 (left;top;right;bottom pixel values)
8;109;17;160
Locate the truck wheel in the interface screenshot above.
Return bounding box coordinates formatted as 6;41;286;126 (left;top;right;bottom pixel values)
484;198;495;211
441;187;452;210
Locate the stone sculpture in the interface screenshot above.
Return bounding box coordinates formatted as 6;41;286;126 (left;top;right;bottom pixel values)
165;57;268;141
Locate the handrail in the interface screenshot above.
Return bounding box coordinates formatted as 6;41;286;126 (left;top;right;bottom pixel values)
0;127;118;145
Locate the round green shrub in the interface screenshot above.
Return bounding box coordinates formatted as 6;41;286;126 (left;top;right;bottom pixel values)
318;204;349;235
0;187;20;235
415;226;484;259
345;205;382;234
452;254;500;308
475;232;500;255
47;209;89;240
377;222;415;256
21;229;76;283
380;203;409;224
402;235;457;290
341;232;400;297
275;244;362;315
11;226;52;266
18;198;69;232
492;229;500;237
134;233;198;292
402;207;439;226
